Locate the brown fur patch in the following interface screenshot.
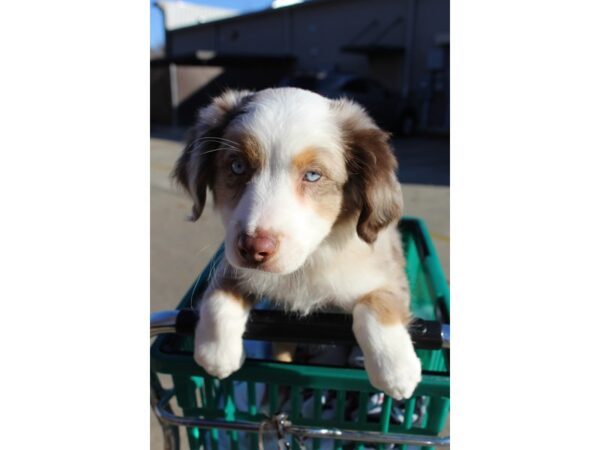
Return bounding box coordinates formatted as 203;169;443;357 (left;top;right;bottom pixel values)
292;147;346;181
225;131;266;171
212;149;254;208
292;147;320;173
333;105;403;243
357;289;411;325
292;147;346;221
209;132;266;210
171;90;255;221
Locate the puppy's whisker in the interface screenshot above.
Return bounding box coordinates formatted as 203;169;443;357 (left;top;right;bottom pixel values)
193;143;240;154
190;135;236;142
192;136;240;146
188;141;240;151
200;147;242;157
190;137;241;150
194;244;211;257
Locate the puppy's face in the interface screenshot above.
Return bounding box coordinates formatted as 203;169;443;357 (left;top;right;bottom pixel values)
174;88;402;275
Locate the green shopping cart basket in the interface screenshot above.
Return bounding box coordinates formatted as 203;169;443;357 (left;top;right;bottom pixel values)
151;216;450;450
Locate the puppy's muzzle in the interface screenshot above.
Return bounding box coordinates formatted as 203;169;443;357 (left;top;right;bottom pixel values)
237;232;279;265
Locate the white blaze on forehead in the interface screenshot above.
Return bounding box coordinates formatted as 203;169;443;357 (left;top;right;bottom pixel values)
229;87;344;166
235;169;330;235
229;88;342;232
243;172;291;232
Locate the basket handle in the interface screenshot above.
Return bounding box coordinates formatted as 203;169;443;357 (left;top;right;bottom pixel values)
151;309;450;350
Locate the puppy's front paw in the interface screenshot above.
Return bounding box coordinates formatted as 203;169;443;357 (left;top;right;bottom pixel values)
364;347;422;400
353;306;423;400
193;288;250;379
194;337;245;379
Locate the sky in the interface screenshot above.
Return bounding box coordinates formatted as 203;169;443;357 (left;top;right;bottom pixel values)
150;0;273;49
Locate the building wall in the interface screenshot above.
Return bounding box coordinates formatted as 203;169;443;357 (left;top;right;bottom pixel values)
412;0;450;129
411;0;450;93
218;14;290;56
150;66;172;124
289;0;402;73
157;0;449;129
167;63;293;125
168;0;410;77
168;26;217;57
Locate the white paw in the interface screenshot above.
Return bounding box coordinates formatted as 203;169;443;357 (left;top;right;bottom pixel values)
193;289;249;379
352;307;423;400
194;337;245;379
364;348;422;400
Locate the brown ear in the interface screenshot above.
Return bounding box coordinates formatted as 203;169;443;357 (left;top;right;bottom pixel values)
172;90;254;221
348;128;403;243
333;99;403;243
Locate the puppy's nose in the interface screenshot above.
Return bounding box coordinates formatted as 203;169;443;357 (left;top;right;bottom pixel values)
237;232;278;264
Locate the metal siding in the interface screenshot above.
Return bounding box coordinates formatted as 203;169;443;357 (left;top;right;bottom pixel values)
156;0;449;128
291;0;407;73
217;15;289;55
411;0;449;93
169;26;217;58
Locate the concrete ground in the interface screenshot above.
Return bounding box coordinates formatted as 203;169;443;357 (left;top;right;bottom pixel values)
150;135;450;449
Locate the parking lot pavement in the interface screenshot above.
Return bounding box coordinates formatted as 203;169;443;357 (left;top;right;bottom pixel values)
150;135;449;450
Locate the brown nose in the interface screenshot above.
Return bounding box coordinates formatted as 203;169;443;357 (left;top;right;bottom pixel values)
237;232;278;264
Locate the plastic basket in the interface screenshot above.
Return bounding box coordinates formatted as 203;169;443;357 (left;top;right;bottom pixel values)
151;217;450;449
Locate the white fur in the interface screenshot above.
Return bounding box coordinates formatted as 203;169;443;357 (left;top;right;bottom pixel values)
230;224;395;314
222;88;346;275
223;171;335;275
352;304;422;400
194;289;249;379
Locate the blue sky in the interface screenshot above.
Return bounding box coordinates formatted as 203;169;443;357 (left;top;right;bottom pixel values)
151;0;273;49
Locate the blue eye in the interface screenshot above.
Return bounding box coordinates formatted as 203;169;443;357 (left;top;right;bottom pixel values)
303;171;321;182
231;159;247;175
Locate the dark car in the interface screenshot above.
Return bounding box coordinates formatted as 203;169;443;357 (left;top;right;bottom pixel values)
279;73;418;135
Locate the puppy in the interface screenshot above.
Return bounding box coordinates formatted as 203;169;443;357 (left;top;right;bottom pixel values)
173;88;421;400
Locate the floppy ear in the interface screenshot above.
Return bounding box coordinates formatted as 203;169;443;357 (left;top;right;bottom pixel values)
172;90;254;221
333;99;403;243
348;128;403;243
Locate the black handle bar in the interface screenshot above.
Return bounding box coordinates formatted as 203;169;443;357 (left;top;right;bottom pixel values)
166;308;450;350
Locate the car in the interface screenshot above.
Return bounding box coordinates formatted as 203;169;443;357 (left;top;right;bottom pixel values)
279;72;418;135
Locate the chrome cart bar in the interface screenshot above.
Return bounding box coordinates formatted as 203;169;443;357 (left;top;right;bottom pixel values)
154;389;450;447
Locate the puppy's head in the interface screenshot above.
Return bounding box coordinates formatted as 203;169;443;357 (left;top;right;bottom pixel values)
173;88;402;274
